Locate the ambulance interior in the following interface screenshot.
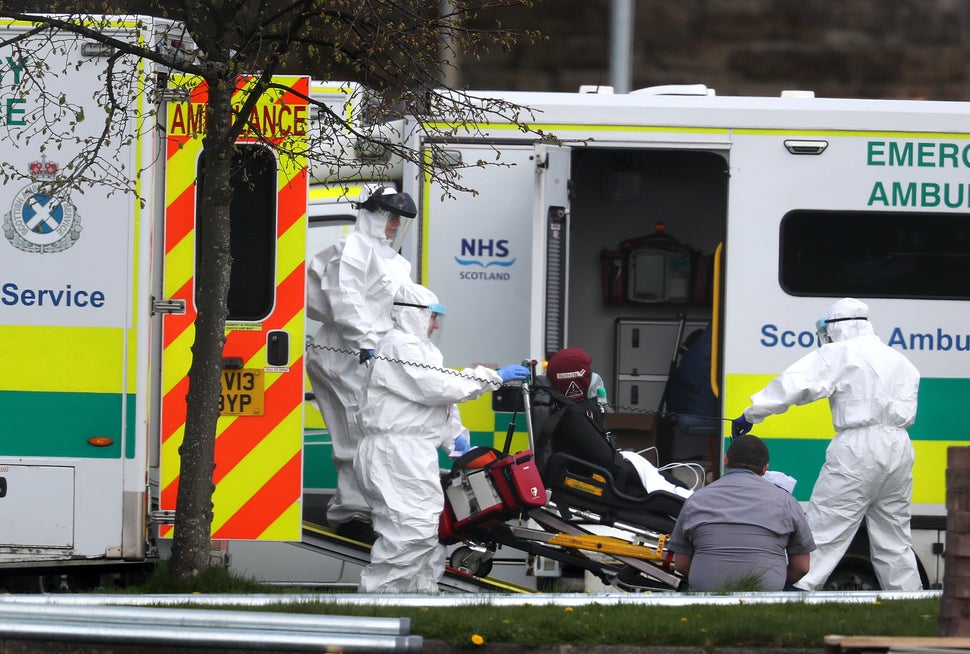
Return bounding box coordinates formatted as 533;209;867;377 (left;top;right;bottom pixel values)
560;147;728;470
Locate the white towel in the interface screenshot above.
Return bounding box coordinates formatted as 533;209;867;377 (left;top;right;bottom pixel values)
619;451;693;499
764;470;797;494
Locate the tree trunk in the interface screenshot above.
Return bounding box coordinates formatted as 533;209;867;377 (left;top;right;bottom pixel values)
169;76;236;581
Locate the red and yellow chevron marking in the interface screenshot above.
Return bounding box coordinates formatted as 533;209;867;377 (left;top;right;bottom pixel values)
159;75;308;540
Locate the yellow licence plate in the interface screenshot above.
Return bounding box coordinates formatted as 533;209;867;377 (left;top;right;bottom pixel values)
219;368;264;416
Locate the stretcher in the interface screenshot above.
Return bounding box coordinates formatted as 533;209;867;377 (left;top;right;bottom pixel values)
438;381;695;591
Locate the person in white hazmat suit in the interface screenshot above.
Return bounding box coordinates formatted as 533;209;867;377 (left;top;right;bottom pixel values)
732;298;922;591
354;282;531;593
306;187;416;540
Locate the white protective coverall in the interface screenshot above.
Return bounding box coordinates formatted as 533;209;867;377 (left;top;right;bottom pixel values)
740;298;922;591
354;283;503;593
306;200;412;526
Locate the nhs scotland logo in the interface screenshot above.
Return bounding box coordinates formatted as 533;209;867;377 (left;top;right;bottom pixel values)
455;238;515;281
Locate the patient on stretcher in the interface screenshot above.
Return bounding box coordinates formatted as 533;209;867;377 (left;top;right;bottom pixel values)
533;349;691;532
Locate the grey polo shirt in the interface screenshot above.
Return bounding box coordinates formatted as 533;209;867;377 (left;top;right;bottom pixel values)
667;469;816;591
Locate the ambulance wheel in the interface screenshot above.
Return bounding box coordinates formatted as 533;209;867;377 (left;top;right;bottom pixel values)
823;557;879;591
450;547;493;577
0;574;43;593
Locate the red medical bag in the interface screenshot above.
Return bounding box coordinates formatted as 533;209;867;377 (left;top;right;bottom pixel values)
489;451;546;510
439;448;547;543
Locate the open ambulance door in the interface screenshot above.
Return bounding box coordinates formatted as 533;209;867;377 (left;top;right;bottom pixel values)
533;143;573;359
418;141;536;452
158;76;309;541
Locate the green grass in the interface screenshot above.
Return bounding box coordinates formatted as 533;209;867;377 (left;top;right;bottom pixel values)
272;598;941;649
246;598;939;648
121;566;941;649
119;561;269;594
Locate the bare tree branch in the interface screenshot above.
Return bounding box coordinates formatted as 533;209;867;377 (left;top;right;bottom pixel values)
0;1;544;582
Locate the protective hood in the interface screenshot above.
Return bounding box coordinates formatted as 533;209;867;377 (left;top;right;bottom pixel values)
392;282;438;342
353;187;417;253
353;206;392;243
824;297;874;342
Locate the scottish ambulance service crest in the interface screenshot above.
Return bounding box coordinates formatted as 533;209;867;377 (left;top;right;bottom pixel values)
3;158;81;254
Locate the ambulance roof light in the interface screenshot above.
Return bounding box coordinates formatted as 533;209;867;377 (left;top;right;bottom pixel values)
781;90;816;98
579;85;614;94
630;84;714;97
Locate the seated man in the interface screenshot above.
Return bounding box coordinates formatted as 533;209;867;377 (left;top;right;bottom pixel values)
666;435;816;591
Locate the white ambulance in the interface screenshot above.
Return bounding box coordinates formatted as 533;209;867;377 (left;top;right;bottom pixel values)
0;15;321;589
1;12;961;592
341;83;970;590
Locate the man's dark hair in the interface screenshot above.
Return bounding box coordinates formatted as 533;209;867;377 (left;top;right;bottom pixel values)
726;435;769;474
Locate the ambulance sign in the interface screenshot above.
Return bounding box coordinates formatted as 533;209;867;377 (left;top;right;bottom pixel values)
219;368;263;416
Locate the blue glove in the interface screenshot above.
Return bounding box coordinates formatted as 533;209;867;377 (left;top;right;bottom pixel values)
453;435;471;455
359;348;375;365
497;364;531;383
732;414;753;437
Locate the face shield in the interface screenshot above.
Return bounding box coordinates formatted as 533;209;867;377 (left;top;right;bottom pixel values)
815;318;830;345
361;187;416;251
387;212;413;252
815;316;868;345
428;302;446;344
393;300;447;343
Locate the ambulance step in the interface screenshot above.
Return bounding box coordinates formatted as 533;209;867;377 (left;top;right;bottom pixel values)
300;521;535;594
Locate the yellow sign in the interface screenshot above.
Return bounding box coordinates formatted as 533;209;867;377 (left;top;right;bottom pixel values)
219;369;263;416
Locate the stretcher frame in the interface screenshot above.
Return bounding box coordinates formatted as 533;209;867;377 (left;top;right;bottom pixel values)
440;381;686;591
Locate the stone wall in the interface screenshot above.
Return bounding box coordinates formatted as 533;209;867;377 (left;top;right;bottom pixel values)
462;0;970;100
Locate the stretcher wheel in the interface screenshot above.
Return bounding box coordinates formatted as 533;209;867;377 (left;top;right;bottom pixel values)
450;546;494;577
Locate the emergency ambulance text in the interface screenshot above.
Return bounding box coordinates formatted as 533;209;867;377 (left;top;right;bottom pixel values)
1;282;105;308
867;140;970;208
868;141;970;168
0;56;28;126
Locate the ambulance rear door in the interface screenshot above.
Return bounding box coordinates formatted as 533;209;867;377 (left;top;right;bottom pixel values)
158;75;309;540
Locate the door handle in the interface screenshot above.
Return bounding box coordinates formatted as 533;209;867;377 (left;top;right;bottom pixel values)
267;330;289;367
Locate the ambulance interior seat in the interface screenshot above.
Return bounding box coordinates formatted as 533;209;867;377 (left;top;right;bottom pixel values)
669;418;720;459
658;325;720;476
531;378;686;534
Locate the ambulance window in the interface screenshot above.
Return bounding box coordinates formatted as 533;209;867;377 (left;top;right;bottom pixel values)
196;145;278;320
780;210;970;300
308;216;353;257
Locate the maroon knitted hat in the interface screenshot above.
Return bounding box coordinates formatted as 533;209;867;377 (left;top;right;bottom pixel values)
546;348;593;400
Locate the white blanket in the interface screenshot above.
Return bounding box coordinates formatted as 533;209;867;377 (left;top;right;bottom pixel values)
764;470;797;494
619;451;693;499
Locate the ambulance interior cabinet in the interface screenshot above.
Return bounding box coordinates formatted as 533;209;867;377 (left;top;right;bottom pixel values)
614;317;707;411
